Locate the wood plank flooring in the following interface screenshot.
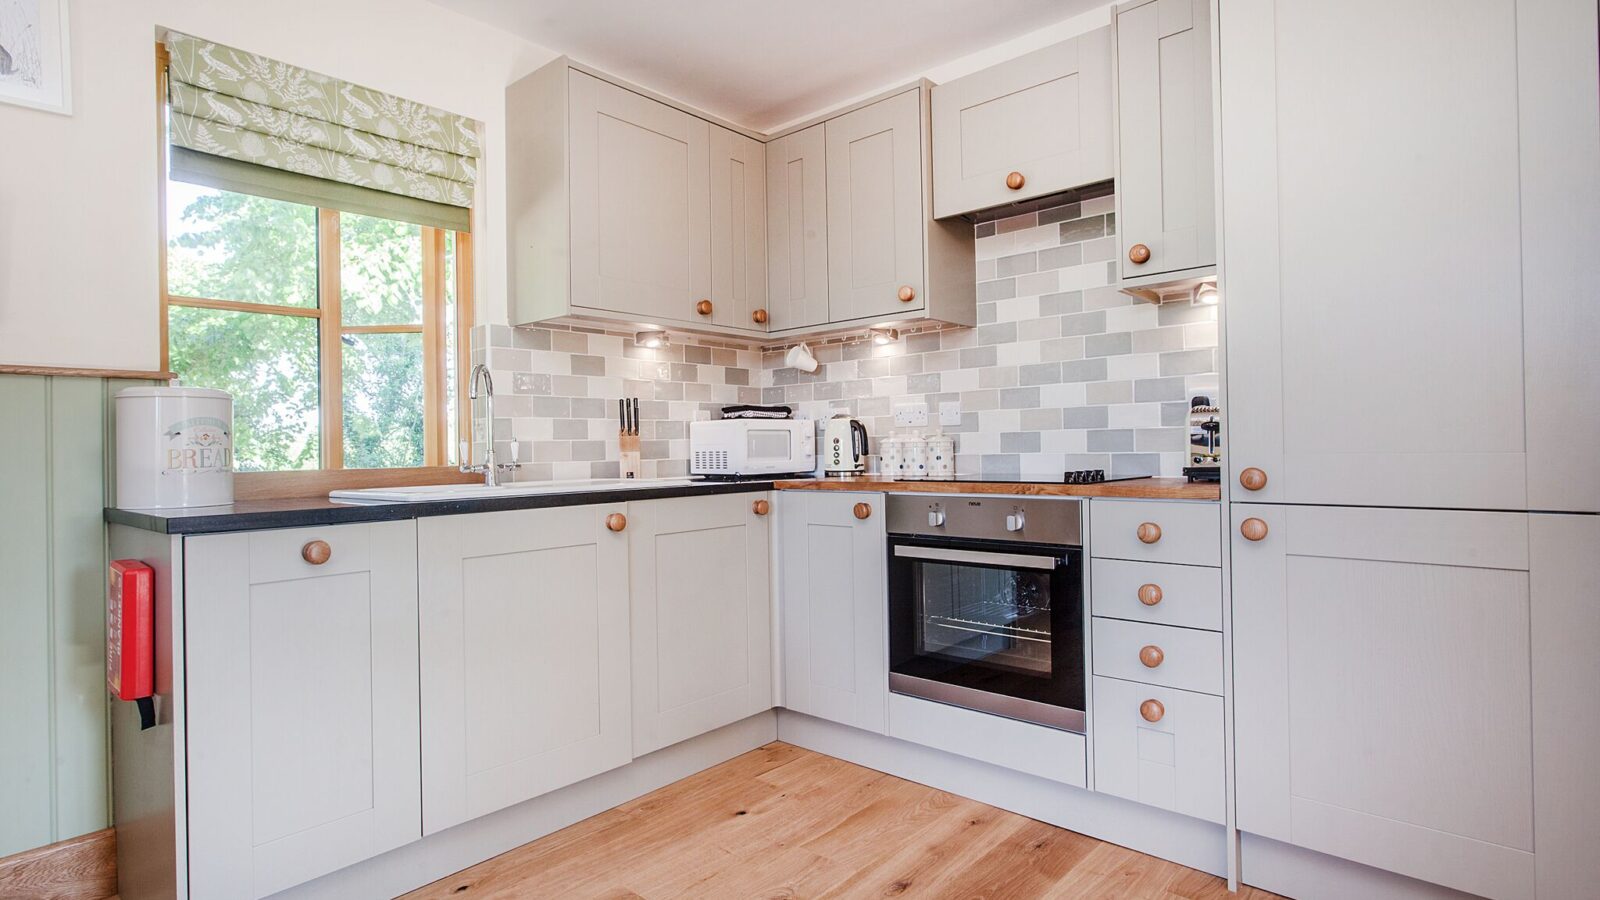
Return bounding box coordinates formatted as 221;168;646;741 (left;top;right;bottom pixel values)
403;743;1284;900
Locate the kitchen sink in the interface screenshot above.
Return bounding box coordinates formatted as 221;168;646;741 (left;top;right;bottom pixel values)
329;476;700;503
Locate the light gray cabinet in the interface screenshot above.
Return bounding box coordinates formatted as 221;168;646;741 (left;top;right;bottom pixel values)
184;522;421;900
417;505;632;835
1114;0;1216;284
931;29;1113;218
765;124;830;332
628;494;772;757
778;491;888;733
709;127;769;330
1231;503;1541;899
824;88;927;323
1219;0;1599;513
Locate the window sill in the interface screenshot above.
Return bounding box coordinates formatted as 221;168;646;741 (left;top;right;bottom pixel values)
235;466;481;501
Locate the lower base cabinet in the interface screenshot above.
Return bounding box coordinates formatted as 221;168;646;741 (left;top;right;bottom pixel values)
628;493;773;756
418;505;633;835
778;491;888;733
185;521;421;900
1092;676;1223;824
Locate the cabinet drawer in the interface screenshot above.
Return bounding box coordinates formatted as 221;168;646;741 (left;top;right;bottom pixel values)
1092;675;1224;824
1090;499;1220;566
1092;617;1222;695
247;522;373;584
1091;558;1221;631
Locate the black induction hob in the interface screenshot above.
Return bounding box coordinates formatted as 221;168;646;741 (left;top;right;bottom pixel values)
880;473;1154;485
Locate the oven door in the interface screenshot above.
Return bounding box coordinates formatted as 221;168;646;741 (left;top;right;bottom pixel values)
887;535;1085;732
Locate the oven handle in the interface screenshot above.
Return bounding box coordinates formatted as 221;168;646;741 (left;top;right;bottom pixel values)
892;544;1061;570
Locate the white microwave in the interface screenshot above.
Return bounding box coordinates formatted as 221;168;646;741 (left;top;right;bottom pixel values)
689;419;815;476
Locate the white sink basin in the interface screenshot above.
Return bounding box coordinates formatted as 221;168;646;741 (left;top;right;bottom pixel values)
330;477;700;503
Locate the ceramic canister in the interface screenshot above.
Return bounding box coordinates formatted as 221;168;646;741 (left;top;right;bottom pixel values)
880;437;905;479
900;434;928;480
925;433;956;478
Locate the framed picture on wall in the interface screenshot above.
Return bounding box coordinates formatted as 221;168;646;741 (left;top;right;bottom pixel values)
0;0;71;115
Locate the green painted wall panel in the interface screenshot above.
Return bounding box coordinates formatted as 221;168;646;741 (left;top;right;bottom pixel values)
0;374;116;857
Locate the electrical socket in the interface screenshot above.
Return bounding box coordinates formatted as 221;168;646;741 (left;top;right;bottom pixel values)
893;401;929;427
939;401;962;426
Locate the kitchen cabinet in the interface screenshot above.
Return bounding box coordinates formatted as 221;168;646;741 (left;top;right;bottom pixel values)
931;29;1113;219
184;522;421;900
1231;503;1539;899
710;127;769;330
418;504;632;835
1092;676;1223;824
1089;497;1220;566
1219;0;1599;512
765;124;830;332
778;491;888;733
1114;0;1215;284
628;493;773;756
824;88;927;323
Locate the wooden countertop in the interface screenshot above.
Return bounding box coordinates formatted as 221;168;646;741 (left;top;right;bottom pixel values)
773;475;1220;501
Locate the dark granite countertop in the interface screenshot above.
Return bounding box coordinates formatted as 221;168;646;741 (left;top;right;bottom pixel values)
105;478;783;535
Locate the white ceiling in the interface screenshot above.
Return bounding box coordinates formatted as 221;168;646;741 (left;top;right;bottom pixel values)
427;0;1108;132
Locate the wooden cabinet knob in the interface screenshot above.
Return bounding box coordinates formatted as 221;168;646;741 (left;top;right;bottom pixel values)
897;285;916;303
1239;467;1268;491
1136;522;1162;544
853;502;872;520
1139;645;1165;668
1128;243;1151;265
752;499;770;516
301;540;331;565
1140;699;1165;723
1240;517;1269;542
1137;583;1164;606
1005;171;1026;190
695;299;713;316
752;308;768;324
605;512;627;532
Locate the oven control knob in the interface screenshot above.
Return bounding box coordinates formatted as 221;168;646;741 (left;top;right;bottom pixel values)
1005;511;1026;532
927;507;946;527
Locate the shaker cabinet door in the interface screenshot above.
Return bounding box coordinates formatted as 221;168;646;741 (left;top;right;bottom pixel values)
185;522;421;900
779;491;888;733
629;493;772;756
1231;503;1536;899
1115;0;1214;280
1219;0;1598;511
766;123;830;332
569;70;711;326
709;125;769;332
825;89;926;323
932;28;1113;218
418;505;632;835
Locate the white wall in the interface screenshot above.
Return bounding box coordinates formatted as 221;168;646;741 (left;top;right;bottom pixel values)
0;0;557;371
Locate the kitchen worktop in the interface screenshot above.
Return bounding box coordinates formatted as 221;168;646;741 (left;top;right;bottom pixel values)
105;478;780;535
773;475;1221;500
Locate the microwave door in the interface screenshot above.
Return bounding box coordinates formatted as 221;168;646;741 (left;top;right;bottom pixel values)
746;428;792;463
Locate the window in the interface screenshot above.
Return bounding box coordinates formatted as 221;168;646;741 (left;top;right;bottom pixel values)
163;181;473;472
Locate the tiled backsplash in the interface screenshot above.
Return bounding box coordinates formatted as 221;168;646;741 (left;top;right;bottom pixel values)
477;191;1218;481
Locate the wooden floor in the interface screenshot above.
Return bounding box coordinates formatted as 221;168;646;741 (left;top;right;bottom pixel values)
404;742;1284;899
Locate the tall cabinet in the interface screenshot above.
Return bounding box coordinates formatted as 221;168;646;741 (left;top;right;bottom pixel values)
1220;0;1600;896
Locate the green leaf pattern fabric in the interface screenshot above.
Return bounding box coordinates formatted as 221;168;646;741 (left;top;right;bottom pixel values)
166;31;479;209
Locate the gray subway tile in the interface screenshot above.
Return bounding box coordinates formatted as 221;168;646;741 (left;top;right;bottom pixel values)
724;367;750;386
975;221;997;238
671;363;700;382
906;373;942;394
1159;348;1216;377
570;440;607;461
1000;386;1041;409
657;458;690;477
1063;453;1112;472
1037;202;1081;225
907;331;942;354
1087;429;1136;452
1161;400;1191;426
981;454;1022;477
1060;358;1109;383
532;440;571;462
1039;291;1084;316
530;397;570;418
553;419;588;440
551;375;588;397
571;398;607;418
1158;301;1217;326
655;419;686;439
512;327;552;350
1017;316;1060;341
976;322;1017;346
1059;215;1107;244
1086;380;1133;404
962;345;1000;367
980;366;1018;388
1081;236;1116;263
996;251;1038;278
1038;244;1083;271
551;330;587;353
1059;310;1107;337
654;381;685;400
1110;453;1162;479
890;355;924;376
589;460;621;479
1136;427;1187;452
1083;286;1130;311
683;345;712;364
812;381;843;400
1020;407;1062;431
977;278;1018;302
1105;211;1117;235
639;440;670;460
1135;376;1188;403
977;302;998;325
1018;362;1061;386
1085;332;1133;358
1001;431;1041;453
1041;337;1085;362
1062;406;1109;429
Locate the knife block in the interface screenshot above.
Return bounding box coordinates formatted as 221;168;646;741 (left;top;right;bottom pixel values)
619;431;641;479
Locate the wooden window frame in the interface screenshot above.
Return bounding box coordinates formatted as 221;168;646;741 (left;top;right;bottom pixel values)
157;42;478;498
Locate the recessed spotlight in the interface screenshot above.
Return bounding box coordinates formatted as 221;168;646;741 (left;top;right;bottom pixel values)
1193;284;1220;306
635;330;670;349
870;327;900;346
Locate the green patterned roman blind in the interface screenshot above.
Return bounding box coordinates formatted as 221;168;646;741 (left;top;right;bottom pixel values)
163;31;478;231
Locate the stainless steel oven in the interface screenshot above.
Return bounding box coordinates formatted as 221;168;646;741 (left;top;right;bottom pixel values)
886;494;1086;732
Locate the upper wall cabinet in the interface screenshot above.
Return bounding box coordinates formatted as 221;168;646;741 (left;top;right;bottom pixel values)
507;60;768;338
1219;0;1599;512
1114;0;1216;285
931;29;1113;219
765;124;830;332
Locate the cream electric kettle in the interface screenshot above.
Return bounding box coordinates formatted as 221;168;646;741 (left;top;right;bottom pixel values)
823;417;869;474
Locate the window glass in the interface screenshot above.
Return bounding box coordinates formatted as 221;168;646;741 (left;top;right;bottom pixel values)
167;305;321;471
342;332;425;468
166;182;318;308
340;212;424;326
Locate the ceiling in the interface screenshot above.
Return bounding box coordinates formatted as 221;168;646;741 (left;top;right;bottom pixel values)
427;0;1106;132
